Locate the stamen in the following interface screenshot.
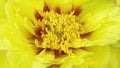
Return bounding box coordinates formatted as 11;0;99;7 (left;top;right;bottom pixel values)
34;10;84;55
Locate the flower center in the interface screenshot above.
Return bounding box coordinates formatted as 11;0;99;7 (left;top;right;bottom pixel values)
34;10;83;56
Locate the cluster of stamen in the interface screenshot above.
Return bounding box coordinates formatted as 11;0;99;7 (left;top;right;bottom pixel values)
34;10;83;56
27;2;86;58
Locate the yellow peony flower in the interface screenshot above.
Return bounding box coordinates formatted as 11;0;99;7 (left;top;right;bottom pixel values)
0;0;120;68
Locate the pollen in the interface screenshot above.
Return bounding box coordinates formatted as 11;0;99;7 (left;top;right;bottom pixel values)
34;10;83;56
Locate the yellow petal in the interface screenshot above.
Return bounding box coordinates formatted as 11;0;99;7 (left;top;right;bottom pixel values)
106;46;120;68
72;0;90;7
5;0;44;21
71;39;92;48
0;20;16;50
0;50;10;68
116;0;120;5
88;6;120;45
0;0;7;20
78;0;114;33
7;49;35;68
72;46;109;68
24;17;35;36
44;0;72;13
60;49;91;68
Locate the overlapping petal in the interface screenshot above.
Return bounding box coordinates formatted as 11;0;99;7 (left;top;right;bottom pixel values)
0;0;120;68
87;6;120;45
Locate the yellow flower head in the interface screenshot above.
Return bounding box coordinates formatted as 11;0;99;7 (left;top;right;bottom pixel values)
0;0;120;68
